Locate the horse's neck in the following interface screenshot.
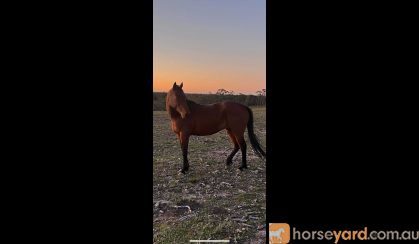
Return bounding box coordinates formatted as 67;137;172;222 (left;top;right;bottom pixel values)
167;106;179;119
186;100;201;110
166;100;197;119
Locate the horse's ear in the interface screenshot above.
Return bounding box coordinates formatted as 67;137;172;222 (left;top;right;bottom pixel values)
173;82;177;88
179;82;183;89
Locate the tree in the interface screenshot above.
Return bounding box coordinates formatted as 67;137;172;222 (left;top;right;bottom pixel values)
216;88;228;95
255;89;266;106
216;89;235;95
256;89;266;96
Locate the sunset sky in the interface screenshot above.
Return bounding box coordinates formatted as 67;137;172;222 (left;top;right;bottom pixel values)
153;0;266;94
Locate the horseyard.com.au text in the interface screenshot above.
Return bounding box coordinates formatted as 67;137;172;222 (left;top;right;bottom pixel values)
293;227;419;243
269;223;418;243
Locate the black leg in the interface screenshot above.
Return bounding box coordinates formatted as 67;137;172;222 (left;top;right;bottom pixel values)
226;147;239;165
238;140;247;170
226;130;239;166
179;133;190;173
181;148;189;173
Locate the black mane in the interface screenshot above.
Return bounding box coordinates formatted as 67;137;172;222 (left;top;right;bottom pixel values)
187;99;198;106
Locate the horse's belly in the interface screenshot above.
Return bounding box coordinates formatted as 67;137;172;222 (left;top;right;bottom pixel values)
192;128;223;136
192;121;226;136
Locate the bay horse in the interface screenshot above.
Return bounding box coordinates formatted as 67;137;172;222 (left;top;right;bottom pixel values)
166;82;266;174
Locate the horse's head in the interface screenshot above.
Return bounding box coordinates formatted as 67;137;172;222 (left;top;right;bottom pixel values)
166;82;191;119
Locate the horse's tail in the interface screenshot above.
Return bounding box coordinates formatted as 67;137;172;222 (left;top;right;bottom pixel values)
245;106;266;159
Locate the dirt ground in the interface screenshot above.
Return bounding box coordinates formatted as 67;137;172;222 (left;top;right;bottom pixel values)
153;107;266;243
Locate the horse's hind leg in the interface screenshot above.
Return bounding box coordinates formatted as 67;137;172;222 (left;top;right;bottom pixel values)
226;129;239;165
236;134;247;170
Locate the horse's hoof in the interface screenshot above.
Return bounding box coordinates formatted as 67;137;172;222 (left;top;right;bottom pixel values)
179;167;189;174
238;165;247;171
226;161;233;166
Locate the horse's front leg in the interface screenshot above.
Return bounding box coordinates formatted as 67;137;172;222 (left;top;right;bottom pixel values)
179;132;190;174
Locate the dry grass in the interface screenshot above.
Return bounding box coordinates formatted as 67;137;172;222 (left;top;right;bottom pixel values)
153;107;266;243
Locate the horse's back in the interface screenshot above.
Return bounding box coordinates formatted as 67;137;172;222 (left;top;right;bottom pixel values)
220;101;248;115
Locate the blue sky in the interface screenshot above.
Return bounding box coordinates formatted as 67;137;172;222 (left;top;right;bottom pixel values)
154;0;266;94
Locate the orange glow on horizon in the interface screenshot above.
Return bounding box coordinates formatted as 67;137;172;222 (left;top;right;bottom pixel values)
153;66;265;95
153;79;265;95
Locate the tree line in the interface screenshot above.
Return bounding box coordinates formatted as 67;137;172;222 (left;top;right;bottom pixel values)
153;90;266;111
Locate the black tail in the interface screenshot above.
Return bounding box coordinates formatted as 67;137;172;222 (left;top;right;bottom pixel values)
245;106;266;159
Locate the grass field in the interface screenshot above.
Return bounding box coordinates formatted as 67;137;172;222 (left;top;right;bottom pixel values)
153;107;266;243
